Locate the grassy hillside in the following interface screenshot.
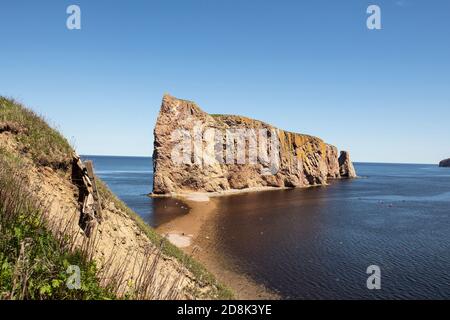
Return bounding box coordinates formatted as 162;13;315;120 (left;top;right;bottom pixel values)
0;97;72;169
0;97;232;300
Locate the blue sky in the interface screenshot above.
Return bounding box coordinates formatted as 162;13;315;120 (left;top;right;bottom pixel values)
0;0;449;163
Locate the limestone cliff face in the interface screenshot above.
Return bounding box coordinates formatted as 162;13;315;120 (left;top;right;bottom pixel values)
439;158;450;167
152;94;356;195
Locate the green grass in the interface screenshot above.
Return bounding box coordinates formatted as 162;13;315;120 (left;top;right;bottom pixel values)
0;148;115;300
0;97;72;170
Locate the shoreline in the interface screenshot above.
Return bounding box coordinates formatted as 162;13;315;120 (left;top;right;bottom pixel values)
156;197;279;300
149;176;360;208
149;176;358;202
150;186;289;201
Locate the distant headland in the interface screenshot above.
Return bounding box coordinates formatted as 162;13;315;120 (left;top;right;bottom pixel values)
439;158;450;167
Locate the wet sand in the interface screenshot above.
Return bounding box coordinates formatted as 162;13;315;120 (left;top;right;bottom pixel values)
156;197;279;300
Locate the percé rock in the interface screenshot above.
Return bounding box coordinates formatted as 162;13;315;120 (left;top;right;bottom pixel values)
439;158;450;167
152;94;356;195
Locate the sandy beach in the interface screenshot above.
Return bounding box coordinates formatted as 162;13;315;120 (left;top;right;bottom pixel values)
156;196;279;300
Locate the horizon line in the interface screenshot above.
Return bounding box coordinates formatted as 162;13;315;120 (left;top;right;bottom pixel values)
80;154;439;166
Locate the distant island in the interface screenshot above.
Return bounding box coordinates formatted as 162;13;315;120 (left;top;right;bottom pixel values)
152;94;356;198
439;158;450;167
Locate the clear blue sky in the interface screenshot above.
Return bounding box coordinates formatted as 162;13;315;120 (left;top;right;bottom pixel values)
0;0;449;163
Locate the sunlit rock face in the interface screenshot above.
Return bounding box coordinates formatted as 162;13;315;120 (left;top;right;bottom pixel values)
152;94;356;195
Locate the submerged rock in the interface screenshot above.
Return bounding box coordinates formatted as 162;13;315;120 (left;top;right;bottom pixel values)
439;158;450;167
152;94;356;195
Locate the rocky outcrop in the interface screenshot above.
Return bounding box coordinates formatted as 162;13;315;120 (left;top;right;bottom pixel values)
439;158;450;167
72;154;103;236
339;151;357;178
152;94;356;195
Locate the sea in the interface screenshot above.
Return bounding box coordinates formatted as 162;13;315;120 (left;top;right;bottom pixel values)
82;155;450;299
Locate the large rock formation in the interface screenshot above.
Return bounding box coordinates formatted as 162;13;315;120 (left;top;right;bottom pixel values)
339;151;357;178
152;94;356;195
439;158;450;167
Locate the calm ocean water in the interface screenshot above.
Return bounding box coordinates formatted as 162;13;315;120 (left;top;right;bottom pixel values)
83;155;450;299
